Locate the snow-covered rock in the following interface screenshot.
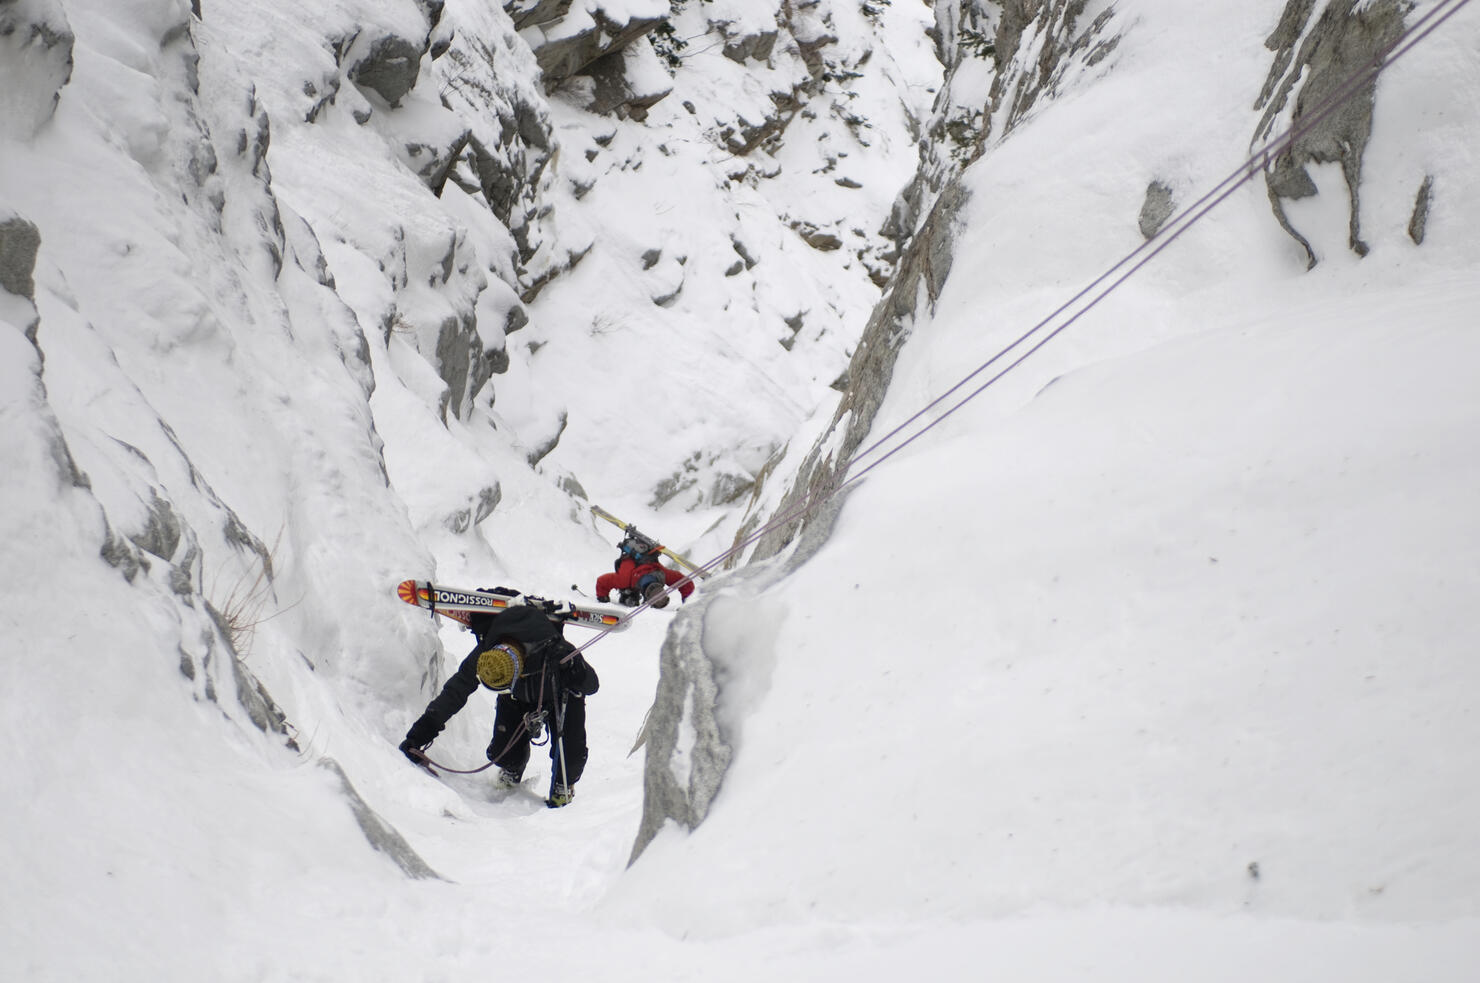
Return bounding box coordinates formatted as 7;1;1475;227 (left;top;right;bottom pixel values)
0;0;74;138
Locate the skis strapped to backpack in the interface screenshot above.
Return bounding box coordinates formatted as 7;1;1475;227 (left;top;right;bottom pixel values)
590;505;711;579
396;580;630;632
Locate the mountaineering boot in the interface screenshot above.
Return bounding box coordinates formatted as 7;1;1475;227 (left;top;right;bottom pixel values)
643;581;669;609
547;782;575;808
494;768;522;790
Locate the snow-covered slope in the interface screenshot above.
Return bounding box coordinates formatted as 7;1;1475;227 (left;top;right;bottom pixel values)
625;0;1480;969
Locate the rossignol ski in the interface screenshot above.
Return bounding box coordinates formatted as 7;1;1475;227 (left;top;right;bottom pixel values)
396;580;630;632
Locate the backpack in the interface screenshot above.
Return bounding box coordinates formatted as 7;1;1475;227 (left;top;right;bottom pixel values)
616;535;660;569
467;586;524;639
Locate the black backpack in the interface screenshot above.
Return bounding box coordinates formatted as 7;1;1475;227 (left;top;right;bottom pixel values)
616;535;660;570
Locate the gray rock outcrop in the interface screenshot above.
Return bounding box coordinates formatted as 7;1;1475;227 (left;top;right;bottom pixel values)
0;213;42;338
1254;0;1409;267
630;582;737;863
563;40;674;121
521;4;666;89
505;0;574;31
1139;180;1175;239
1408;175;1433;245
0;214;42;301
348;33;426;107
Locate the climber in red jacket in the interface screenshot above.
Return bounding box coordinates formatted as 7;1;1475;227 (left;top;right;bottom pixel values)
595;528;694;609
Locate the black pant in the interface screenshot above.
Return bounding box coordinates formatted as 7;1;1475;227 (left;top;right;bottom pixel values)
487;692;587;786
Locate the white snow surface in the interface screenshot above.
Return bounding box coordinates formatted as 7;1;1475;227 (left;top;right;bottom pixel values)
2;0;1479;980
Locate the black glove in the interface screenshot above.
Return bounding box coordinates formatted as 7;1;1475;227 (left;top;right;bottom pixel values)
399;738;428;763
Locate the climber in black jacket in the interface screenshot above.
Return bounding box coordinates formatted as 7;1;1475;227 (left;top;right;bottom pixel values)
399;595;600;808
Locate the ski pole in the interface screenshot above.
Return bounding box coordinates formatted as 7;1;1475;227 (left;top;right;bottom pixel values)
554;691;570;795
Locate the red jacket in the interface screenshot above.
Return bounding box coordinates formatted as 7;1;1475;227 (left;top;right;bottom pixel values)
596;558;693;603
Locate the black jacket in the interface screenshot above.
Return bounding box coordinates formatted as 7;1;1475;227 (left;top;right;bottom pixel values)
404;605;599;749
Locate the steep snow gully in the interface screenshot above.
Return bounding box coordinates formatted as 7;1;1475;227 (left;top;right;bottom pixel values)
3;0;1480;979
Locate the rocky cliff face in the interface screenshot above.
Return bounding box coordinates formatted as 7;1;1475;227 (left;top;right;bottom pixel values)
1254;0;1411;267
